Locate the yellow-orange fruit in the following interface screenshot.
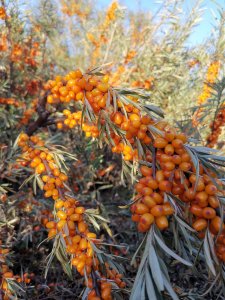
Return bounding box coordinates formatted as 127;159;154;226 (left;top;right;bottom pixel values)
202;207;216;219
155;216;168;230
192;218;207;231
140;213;154;226
134;203;149;214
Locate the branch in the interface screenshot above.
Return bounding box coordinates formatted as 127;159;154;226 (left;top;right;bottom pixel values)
25;92;50;136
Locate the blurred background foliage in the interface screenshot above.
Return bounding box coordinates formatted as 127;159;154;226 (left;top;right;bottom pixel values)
1;0;225;140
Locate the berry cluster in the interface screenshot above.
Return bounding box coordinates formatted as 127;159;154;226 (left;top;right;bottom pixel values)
0;6;6;20
193;60;220;126
207;109;225;147
0;97;21;107
131;165;174;232
61;1;89;19
44;69;225;253
45;71;110;110
215;232;225;262
44;69;154;161
197;61;220;105
19;99;38;126
17;133;125;299
0;240;32;300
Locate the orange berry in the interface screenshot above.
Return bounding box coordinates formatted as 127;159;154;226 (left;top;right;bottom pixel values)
134;203;149;214
208;196;219;208
35;163;46;174
79;238;88;250
140;166;152;177
190;204;203;217
78;221;88;233
179;162;191;172
56;220;66;231
3;272;13;278
192;218;207;231
156;170;165;182
46;221;56;229
151;192;163;204
75;207;85;214
48;228;57;238
205;184;217;195
164;144;174;155
151;205;164;217
155;216;168;230
67;220;75;230
172;139;183;148
142;196;156;208
142;187;153;196
210;216;223;233
162;203;174;215
140;213;154;226
70;213;80;221
55;200;64;209
153;137;168;148
202;207;216;219
56;210;67;220
59;173;68;181
44;190;52;198
132;214;140;222
147;178;158;189
158;180;172;192
72;235;81;244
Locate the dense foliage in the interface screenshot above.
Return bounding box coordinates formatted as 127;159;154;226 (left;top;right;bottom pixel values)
1;1;225;299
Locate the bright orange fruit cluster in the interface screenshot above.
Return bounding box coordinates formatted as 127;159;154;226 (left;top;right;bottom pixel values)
197;61;220;105
207;109;225;147
44;70;109;109
44;69;225;251
215;232;225;262
132;165;174;232
44;69;154;161
193;60;220;126
0;240;32;300
17;133;125;299
0;7;6;20
60;0;89;19
0;97;21;107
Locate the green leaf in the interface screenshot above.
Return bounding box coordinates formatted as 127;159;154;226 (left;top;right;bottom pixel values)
154;233;193;266
203;231;216;276
162;273;179;300
145;267;158;300
130;270;144;300
148;245;164;292
144;104;164;118
131;233;147;266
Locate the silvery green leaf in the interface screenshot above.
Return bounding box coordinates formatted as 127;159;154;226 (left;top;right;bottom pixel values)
203;233;216;276
145;269;158;300
144;104;164;117
149;245;164;291
130;270;144;300
162;274;179;300
154;233;192;266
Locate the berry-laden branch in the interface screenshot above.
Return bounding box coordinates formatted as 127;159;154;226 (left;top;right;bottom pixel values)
192;60;220;127
17;134;126;300
17;68;225;299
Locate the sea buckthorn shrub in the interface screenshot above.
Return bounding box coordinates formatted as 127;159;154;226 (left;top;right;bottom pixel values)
15;67;225;299
1;1;225;299
0;0;72;145
16;133;127;300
